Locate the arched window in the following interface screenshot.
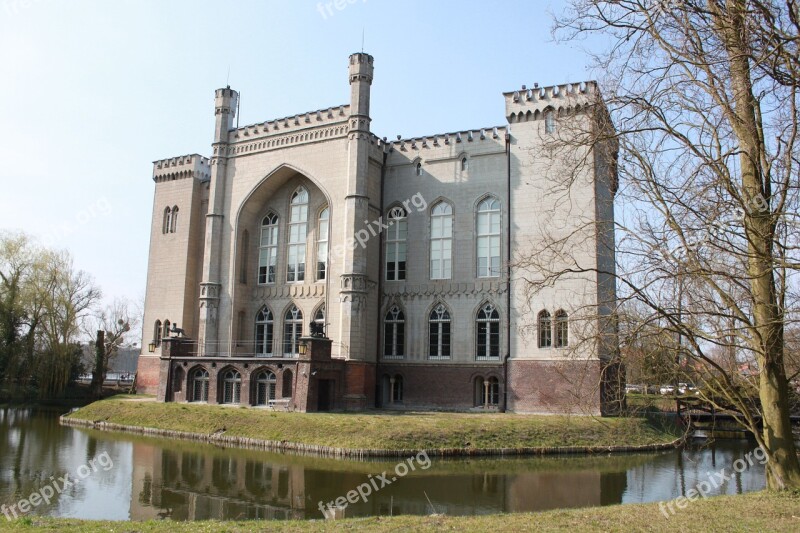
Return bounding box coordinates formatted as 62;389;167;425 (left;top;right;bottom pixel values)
316;207;329;280
416;162;423;176
282;370;293;398
153;320;162;347
163;207;172;235
393;375;404;403
385;207;407;281
287;187;309;282
170;206;179;233
190;368;209;402
476;197;501;278
555;310;569;348
254;370;277;406
163;320;171;340
313;305;325;336
476;303;500;360
258;213;279;284
221;369;241;404
430;202;453;280
474;377;500;407
255;307;274;357
283;305;303;356
429;304;451;359
544;109;556;133
383;306;405;359
461;157;468;172
538;310;552;348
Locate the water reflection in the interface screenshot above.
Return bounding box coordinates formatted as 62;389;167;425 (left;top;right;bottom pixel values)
0;407;766;522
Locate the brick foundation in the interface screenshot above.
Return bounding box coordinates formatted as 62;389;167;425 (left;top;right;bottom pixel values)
135;355;161;395
507;359;608;415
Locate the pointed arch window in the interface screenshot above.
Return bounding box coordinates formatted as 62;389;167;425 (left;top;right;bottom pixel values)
383;305;405;359
386;207;407;281
163;319;171;340
461;157;468;172
317;207;329;280
190;368;209;402
258;213;279;284
287;187;309;282
428;304;451;359
170;206;179;233
416;162;423;176
255;307;274;357
555;310;569;348
163;207;172;234
313;305;325;337
430;202;453;280
254;370;277;406
538;310;552;348
477;197;501;278
476;303;501;360
283;305;303;356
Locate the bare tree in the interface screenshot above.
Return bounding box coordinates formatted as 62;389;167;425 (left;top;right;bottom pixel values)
519;0;800;489
84;298;137;398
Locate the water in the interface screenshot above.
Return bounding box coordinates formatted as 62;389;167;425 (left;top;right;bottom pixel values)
0;406;766;521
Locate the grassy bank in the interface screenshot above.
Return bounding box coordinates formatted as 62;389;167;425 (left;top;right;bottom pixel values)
63;396;681;453
4;491;799;532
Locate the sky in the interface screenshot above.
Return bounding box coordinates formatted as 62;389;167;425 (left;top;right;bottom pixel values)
0;0;600;308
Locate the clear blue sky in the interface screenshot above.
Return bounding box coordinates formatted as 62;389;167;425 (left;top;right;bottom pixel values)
0;0;598;306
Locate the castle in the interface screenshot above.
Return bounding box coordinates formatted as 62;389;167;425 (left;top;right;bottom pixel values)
136;53;621;414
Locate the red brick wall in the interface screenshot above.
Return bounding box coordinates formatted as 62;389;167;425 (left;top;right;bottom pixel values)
507;359;604;415
136;355;161;395
377;363;504;410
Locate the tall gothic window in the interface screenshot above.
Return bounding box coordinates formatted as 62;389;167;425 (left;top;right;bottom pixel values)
383;305;405;359
428;304;451;359
170;206;179;233
283;305;303;356
287;187;309;282
163;207;172;234
317;207;329;280
258;213;279;284
255;307;274;357
153;320;162;347
239;230;250;284
385;207;407;281
476;303;501;359
555;310;569;348
538;310;552;348
476;196;501;277
313;305;325;336
430;202;453;280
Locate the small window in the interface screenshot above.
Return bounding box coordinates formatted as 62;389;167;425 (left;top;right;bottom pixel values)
416;162;422;176
153;320;162;347
393;375;404;403
170;206;179;233
461;157;468;172
163;207;172;235
190;368;209;402
545;109;556;133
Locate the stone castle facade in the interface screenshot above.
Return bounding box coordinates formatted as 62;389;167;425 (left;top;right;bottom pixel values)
136;53;621;414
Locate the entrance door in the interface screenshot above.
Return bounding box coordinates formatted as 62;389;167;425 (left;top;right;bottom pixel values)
317;379;332;411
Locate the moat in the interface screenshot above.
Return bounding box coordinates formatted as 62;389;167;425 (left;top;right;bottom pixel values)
1;406;766;521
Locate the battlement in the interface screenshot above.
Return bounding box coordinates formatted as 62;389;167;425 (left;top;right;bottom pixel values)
230;104;350;142
388;126;509;153
152;154;211;183
503;81;600;123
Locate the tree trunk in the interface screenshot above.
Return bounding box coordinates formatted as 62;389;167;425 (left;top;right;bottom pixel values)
721;0;800;489
90;330;104;399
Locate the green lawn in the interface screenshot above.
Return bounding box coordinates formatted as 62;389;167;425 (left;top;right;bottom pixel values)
63;396;681;453
4;491;799;532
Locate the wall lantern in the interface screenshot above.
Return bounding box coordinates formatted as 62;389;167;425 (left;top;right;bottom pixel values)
148;340;157;353
298;340;308;356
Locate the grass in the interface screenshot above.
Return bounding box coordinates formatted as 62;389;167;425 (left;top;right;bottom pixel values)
64;395;681;451
3;491;799;532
